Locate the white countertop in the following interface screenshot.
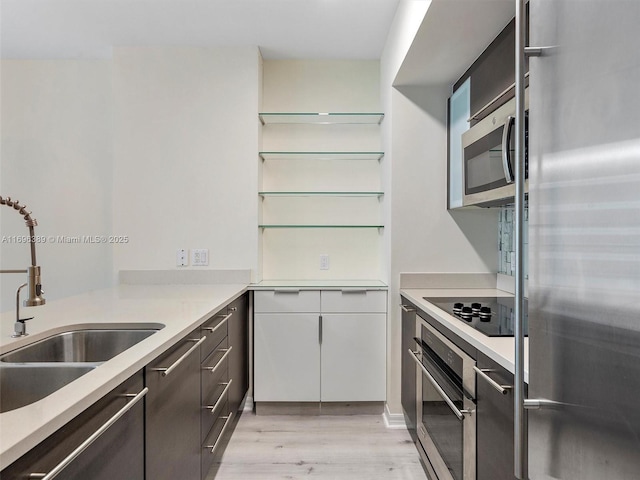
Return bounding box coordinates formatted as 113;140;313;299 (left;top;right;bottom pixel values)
251;280;387;289
0;283;247;469
400;288;528;382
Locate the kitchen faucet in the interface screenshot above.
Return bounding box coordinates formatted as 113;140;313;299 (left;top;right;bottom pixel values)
0;196;46;337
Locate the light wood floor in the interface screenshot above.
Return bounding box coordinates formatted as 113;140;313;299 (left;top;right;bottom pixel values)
206;412;428;480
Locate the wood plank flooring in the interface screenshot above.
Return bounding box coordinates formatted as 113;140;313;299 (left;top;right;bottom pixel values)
206;412;428;480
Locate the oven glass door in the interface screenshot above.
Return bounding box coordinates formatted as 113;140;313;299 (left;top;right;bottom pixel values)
464;123;511;195
419;345;465;480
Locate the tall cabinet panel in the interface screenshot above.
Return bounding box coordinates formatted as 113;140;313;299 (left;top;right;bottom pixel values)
228;293;249;414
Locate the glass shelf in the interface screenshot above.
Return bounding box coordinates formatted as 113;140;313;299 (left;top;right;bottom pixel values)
259;191;384;198
259;152;384;161
259;112;384;125
259;225;384;229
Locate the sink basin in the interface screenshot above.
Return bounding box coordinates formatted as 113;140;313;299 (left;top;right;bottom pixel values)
0;329;159;363
0;363;96;413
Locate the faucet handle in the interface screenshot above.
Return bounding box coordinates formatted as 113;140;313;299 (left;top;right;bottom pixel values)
12;317;33;338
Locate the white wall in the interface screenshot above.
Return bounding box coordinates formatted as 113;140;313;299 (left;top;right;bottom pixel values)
1;60;113;312
112;47;261;279
260;60;383;281
381;1;499;414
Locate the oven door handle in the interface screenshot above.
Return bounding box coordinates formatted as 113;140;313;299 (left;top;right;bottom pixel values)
409;349;470;421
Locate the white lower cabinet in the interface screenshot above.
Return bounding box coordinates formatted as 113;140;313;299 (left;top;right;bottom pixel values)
254;289;387;403
254;313;321;401
320;313;386;401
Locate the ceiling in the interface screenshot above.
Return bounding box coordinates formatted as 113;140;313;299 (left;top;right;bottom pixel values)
0;0;401;60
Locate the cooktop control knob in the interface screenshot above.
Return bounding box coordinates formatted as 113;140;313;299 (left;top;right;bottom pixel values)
453;302;464;313
479;306;492;321
460;306;473;321
471;302;482;312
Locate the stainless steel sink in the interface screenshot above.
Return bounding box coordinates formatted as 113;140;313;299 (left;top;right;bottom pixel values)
0;329;159;363
0;363;96;413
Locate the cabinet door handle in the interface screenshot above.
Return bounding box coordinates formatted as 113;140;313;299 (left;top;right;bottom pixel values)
473;366;512;395
319;315;323;344
204;412;234;454
400;304;415;313
206;379;233;414
274;288;300;294
203;312;232;334
28;387;148;480
203;346;233;376
152;337;206;377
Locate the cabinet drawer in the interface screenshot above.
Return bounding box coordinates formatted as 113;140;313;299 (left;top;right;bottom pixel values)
1;373;144;480
200;310;230;361
201;383;230;444
201;347;230;404
321;289;387;313
201;401;232;480
254;290;320;313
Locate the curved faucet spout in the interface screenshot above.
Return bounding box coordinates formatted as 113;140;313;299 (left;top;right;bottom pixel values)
0;196;38;266
1;195;46;315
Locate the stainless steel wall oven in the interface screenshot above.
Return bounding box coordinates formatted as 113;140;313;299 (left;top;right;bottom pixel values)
409;315;476;480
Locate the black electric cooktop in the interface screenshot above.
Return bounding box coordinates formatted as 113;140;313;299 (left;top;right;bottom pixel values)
423;296;528;337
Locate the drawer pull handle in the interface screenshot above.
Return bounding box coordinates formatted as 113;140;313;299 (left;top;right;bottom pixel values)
473;366;512;395
274;288;300;294
152;337;206;377
204;346;233;375
203;312;232;334
206;379;233;414
28;387;148;480
205;412;234;454
340;288;367;294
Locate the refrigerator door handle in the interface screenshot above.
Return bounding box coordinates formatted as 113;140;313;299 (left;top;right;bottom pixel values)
514;0;528;478
501;115;515;183
524;399;564;410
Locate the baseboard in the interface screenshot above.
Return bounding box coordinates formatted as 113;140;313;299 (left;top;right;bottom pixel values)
242;394;254;412
383;403;407;429
255;401;384;416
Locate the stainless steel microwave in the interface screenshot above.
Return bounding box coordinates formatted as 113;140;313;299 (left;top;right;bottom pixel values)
461;89;529;207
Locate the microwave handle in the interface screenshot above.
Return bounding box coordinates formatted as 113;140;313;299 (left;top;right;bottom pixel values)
502;115;516;183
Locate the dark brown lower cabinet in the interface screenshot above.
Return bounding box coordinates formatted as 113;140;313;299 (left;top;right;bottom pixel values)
476;351;527;480
400;297;417;441
0;371;145;480
145;330;202;480
2;293;250;480
228;293;249;414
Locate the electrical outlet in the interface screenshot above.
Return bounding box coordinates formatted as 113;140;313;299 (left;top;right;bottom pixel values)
320;254;330;270
191;249;209;266
176;249;188;267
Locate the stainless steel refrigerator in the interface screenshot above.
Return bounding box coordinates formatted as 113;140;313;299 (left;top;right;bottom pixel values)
525;0;640;478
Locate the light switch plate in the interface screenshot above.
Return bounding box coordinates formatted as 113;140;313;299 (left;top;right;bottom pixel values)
192;249;209;266
320;254;330;270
